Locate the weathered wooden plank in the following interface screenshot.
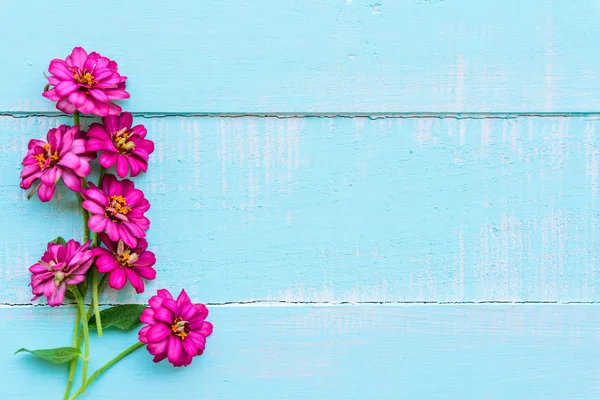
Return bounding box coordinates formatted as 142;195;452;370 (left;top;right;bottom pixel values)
1;0;600;113
2;305;599;399
2;115;599;304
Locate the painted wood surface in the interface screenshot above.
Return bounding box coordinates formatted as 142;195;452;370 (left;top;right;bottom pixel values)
2;115;600;304
2;305;599;399
3;1;600;398
2;0;600;113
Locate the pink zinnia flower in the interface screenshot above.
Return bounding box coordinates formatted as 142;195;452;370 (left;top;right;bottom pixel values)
87;112;155;178
93;233;157;293
42;47;129;117
29;239;93;307
20;125;93;202
139;289;213;367
82;174;150;248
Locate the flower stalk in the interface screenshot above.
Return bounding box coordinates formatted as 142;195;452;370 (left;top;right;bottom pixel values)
63;306;81;400
67;342;144;400
70;287;90;395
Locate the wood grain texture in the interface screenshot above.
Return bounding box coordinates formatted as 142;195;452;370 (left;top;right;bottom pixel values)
2;115;600;304
2;0;600;113
2;305;599;399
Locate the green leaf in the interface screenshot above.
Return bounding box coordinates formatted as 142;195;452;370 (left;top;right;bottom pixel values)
89;304;147;331
49;237;66;245
14;347;82;364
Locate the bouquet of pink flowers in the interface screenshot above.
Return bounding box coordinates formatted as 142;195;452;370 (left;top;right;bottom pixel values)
17;47;213;400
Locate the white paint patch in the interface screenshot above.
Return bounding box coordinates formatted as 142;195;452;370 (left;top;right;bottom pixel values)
264;118;274;187
540;210;568;301
192;120;201;190
219;119;228;194
480;119;492;158
474;215;527;301
415;119;434;148
585;121;598;201
545;0;554;111
455;54;465;111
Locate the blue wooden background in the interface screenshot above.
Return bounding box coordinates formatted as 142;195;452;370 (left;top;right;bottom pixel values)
2;1;600;398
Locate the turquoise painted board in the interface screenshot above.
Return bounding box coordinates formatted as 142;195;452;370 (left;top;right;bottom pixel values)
2;0;600;398
2;306;600;399
2;116;600;304
1;0;600;113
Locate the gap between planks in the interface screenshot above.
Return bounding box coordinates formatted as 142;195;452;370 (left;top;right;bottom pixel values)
4;111;600;119
2;300;600;308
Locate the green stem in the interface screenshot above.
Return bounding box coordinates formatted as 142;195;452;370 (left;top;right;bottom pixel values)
63;306;81;400
75;275;108;346
88;166;107;336
77;192;90;243
91;268;102;337
73;111;80;126
97;167;106;186
67;342;144;400
98;273;108;291
71;288;90;395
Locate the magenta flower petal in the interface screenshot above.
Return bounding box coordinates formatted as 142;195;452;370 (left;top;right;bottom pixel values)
43;47;128;116
19;125;92;202
149;296;164;310
57;152;81;170
95;254;118;273
88;215;108;232
61;170;82;192
99;152;118;168
167;336;182;364
147;323;171;342
68;91;87;106
48;60;72;80
38;183;56;202
125;268;144;293
154;308;174;324
195;304;209;320
40;166;62;187
199;322;214;337
162;298;179;315
147;339;168;355
108;268;127;290
138;325;150;342
187;331;207;351
69;47;88;68
116;155;128;178
57;98;77;114
180;303;197;321
135;265;157;280
55;81;79;97
48;284;66;307
176;289;190;308
82;184;109;206
140;308;157;324
117;224;138;248
29;240;93;307
139;289;213;367
81;200;105;215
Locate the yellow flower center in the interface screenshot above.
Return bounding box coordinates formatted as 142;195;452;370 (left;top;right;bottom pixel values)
171;317;189;340
34;143;59;169
109;195;130;215
117;250;130;265
74;71;97;86
113;127;135;154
